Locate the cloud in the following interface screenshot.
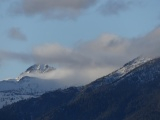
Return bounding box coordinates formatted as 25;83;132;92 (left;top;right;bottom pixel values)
33;34;130;68
77;34;130;66
129;26;160;57
8;27;27;41
30;26;160;87
33;44;91;68
31;35;127;86
99;0;133;15
10;0;97;19
2;0;160;20
1;26;160;88
31;35;128;86
0;50;32;63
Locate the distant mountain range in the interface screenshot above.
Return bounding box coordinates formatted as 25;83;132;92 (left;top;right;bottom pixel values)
1;56;160;120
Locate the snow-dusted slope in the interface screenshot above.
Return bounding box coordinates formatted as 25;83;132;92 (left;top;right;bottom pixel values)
0;64;56;109
0;92;36;109
88;56;152;88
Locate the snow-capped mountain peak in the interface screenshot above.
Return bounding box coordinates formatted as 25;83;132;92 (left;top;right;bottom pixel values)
25;64;55;74
88;56;152;88
16;64;55;80
0;64;56;109
118;56;152;76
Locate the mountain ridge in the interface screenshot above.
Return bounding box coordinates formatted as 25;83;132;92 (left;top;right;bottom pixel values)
86;56;152;89
0;56;160;120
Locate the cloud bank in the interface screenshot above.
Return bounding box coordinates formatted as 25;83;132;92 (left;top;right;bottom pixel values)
1;26;160;88
31;26;160;87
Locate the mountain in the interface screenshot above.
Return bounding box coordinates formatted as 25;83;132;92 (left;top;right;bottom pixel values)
0;56;160;120
87;56;151;89
17;64;55;80
25;64;55;73
0;64;56;109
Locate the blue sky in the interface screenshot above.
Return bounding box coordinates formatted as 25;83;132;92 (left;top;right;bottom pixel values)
0;0;160;83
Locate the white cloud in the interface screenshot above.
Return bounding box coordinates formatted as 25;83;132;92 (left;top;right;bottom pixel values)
31;34;128;86
33;43;91;68
1;26;160;88
31;26;160;87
